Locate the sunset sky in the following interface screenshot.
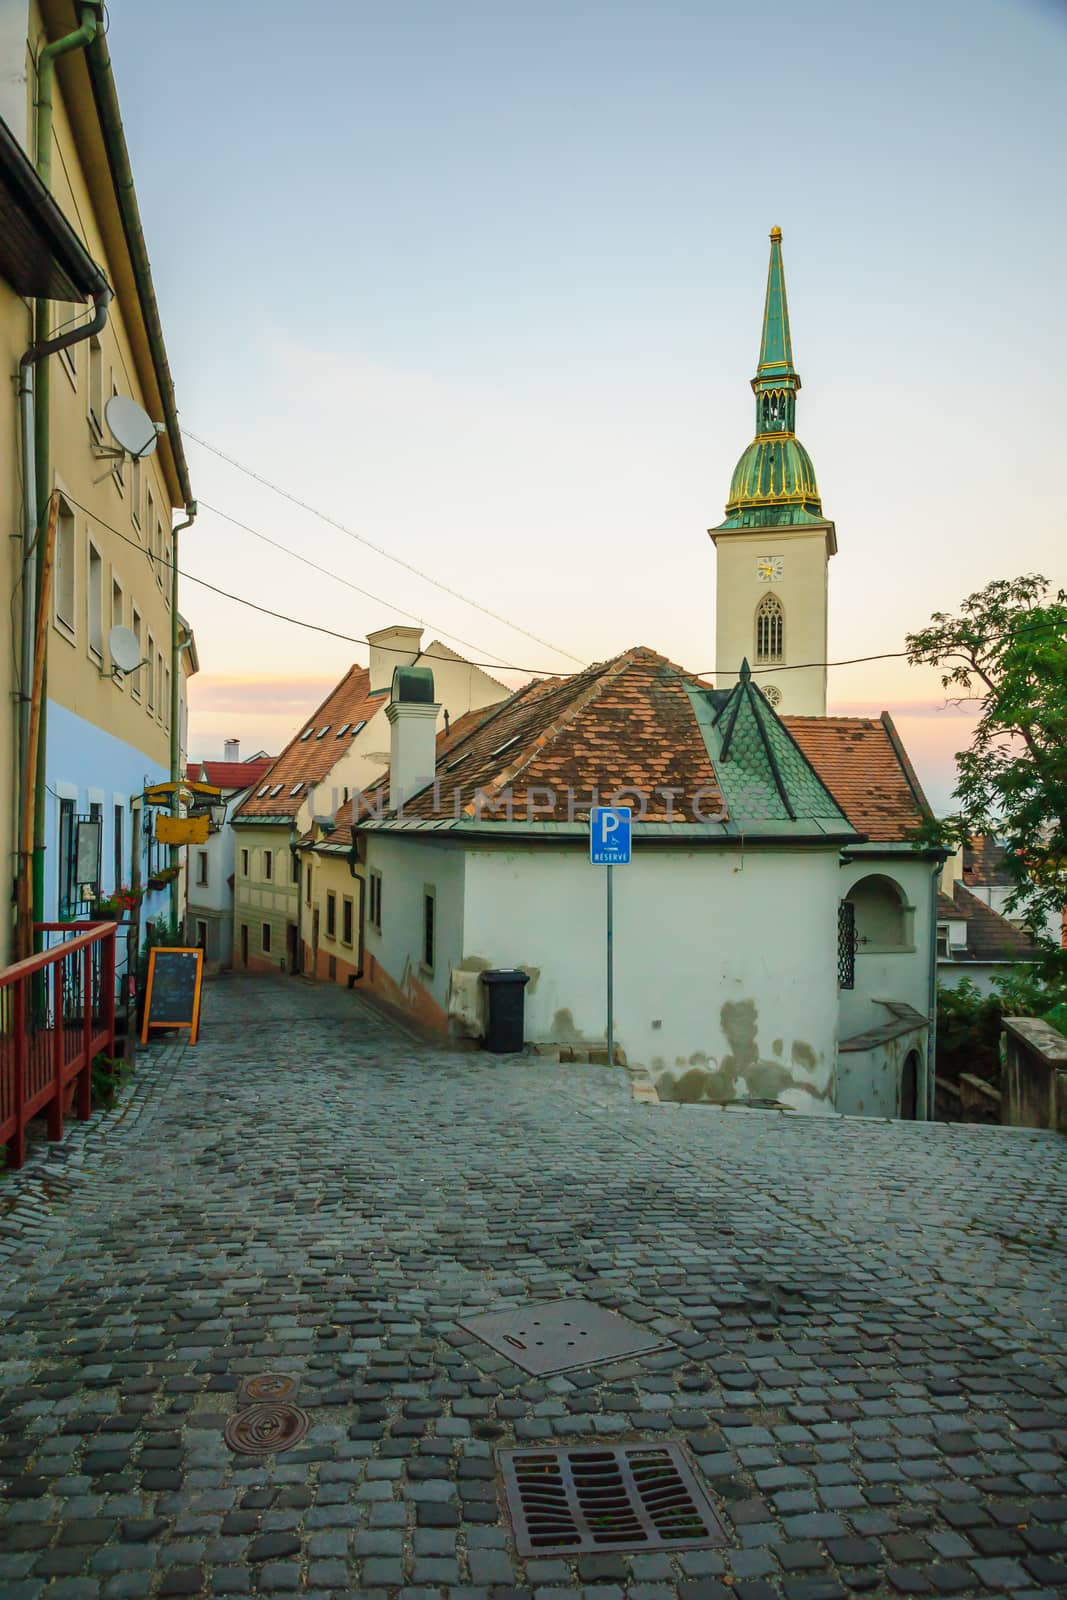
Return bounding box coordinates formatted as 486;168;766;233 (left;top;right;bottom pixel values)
106;0;1065;812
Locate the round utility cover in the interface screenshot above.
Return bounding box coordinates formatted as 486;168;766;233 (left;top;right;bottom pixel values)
108;625;142;673
105;393;159;458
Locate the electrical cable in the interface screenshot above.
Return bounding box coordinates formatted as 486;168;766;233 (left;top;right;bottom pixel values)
58;493;1066;684
197;501;518;670
182;430;586;665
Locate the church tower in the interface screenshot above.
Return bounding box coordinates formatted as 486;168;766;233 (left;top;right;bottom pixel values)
709;228;836;716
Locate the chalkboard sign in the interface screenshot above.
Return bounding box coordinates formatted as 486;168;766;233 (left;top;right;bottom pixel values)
141;947;204;1044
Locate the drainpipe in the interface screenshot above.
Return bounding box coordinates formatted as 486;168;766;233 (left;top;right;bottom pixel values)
25;3;103;942
926;858;945;1120
169;506;197;931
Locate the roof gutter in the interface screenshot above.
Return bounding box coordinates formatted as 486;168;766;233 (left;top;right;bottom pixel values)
83;23;193;511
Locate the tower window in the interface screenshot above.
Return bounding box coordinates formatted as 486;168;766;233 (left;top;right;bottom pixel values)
756;593;784;663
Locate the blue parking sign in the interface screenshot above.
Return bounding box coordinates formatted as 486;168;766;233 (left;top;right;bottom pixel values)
590;806;632;865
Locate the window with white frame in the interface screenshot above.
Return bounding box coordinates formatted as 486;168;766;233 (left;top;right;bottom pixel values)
87;540;103;657
55;500;76;633
131;608;142;700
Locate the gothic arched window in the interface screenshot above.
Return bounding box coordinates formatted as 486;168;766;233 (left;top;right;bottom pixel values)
756;593;784;663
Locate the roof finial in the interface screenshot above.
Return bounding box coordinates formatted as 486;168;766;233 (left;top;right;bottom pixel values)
739;658;752;684
769;225;782;242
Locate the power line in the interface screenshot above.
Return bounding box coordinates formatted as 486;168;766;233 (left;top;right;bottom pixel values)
198;500;517;671
59;493;1067;686
59;495;550;674
182;429;587;666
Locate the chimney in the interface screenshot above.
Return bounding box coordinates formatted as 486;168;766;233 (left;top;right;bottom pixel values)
367;624;423;694
940;842;964;898
224;738;240;762
386;666;439;813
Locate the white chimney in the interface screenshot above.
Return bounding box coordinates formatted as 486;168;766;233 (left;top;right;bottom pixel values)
367;624;423;694
224;738;239;762
386;666;439;813
940;842;964;897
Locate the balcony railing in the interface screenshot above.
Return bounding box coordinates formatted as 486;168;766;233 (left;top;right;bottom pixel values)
0;922;117;1170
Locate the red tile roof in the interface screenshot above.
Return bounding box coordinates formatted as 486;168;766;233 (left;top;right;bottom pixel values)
234;666;388;820
784;714;929;842
307;651;931;846
186;758;275;791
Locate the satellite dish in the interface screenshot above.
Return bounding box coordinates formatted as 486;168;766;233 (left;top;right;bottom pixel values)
104;394;159;459
108;625;142;674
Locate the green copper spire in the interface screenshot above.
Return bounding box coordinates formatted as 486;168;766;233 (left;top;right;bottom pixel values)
757;226;795;381
714;227;824;531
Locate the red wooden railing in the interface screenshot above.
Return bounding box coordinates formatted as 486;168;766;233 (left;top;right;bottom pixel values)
0;922;117;1171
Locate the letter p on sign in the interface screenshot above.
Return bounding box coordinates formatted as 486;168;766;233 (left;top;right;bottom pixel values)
590;805;632;865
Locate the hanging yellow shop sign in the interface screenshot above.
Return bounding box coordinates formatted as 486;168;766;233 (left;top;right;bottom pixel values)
155;813;210;845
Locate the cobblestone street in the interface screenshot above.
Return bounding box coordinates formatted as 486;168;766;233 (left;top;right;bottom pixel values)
1;974;1066;1600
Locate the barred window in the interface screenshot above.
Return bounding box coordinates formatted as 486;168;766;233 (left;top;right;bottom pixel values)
838;900;856;989
756;593;784;663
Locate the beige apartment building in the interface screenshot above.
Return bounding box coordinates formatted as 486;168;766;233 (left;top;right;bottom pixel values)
1;1;195;964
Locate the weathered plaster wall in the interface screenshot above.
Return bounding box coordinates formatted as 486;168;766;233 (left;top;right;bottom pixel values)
360;835;465;1029
837;1032;925;1118
462;844;841;1113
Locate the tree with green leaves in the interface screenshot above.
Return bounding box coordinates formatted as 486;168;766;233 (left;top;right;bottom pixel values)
906;574;1067;971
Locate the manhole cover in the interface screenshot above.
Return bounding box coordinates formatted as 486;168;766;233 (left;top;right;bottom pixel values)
498;1443;728;1556
224;1402;309;1455
238;1373;297;1405
457;1298;669;1376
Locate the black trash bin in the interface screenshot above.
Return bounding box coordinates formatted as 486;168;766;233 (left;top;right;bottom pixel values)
480;969;530;1054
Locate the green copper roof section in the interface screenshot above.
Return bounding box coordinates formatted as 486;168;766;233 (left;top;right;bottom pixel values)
757;226;796;382
688;662;854;830
713;228;828;531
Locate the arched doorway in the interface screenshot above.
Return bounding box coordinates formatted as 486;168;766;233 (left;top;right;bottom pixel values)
900;1050;920;1119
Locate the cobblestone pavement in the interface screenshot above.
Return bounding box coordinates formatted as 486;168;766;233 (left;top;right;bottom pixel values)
2;974;1066;1600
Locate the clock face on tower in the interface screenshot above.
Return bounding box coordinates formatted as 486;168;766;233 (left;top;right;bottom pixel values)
756;555;783;582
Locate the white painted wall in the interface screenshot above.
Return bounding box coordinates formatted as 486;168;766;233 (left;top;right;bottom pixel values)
364;835;466;1017
461;844;842;1113
713;526;832;715
838;855;937;1041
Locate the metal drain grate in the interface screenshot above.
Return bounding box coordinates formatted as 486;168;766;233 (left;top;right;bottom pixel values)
498;1443;728;1556
224;1402;309;1456
457;1297;669;1376
238;1372;297;1405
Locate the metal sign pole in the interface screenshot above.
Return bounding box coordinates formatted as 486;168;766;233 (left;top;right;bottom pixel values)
606;864;614;1067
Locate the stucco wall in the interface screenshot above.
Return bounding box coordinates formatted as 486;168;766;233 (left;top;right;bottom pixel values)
714;527;831;716
461;843;842;1113
360;836;465;1033
0;277;26;965
232;821;298;972
838;854;935;1037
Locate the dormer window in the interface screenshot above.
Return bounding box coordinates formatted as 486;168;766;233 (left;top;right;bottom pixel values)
256;784;270;798
316;726;331;739
490;735;521;759
335;724;350;738
350;720;366;736
290;782;304;796
300;728;313;741
269;783;283;798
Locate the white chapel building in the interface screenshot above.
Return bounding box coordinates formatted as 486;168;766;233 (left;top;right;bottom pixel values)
300;231;944;1120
